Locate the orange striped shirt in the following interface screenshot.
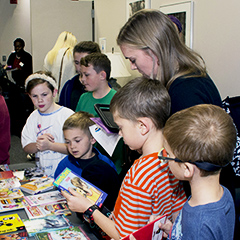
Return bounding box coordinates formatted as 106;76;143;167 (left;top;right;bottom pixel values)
112;152;186;238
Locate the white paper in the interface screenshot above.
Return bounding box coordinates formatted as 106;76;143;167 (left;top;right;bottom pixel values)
89;124;122;156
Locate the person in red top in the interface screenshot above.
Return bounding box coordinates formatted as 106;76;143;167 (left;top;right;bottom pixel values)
0;87;10;164
62;77;186;239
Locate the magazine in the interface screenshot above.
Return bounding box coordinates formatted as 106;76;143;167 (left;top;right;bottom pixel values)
0;197;29;212
122;214;167;240
25;202;71;219
0;213;25;234
0;164;11;172
0;177;21;189
0;231;28;239
0;188;24;200
35;226;90;240
24;190;66;207
20;177;54;194
0;171;14;180
23;215;71;237
13;167;45;182
53;167;107;207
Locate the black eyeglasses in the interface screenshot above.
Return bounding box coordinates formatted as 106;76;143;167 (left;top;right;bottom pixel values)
158;148;228;172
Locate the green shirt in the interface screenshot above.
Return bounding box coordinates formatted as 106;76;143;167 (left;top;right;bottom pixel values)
75;88;117;117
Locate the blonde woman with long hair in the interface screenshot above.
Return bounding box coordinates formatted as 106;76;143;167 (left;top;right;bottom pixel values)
43;31;77;101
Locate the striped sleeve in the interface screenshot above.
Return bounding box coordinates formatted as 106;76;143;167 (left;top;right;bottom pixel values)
112;152;186;238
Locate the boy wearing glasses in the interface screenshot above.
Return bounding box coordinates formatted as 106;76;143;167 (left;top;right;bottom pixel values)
158;104;236;240
62;77;186;239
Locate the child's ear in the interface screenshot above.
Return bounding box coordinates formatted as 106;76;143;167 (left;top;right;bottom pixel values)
183;163;195;179
137;117;152;135
90;136;96;145
53;89;58;97
99;71;106;81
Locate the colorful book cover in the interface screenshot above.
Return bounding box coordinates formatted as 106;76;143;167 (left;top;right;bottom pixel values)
0;231;28;239
0;213;25;234
0;171;14;180
0;164;11;172
24;190;66;207
35;226;90;240
0;177;21;189
0;197;28;212
53;168;107;207
23;215;71;237
25;202;71;219
20;177;54;194
0;188;24;200
122;214;167;240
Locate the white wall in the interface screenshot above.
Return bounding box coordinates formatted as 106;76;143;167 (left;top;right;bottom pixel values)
0;0;31;65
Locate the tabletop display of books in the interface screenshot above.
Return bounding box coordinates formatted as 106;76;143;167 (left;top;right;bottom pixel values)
0;164;98;240
54;167;108;207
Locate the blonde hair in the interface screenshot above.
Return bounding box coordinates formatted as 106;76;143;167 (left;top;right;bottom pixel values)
117;9;206;89
46;31;77;65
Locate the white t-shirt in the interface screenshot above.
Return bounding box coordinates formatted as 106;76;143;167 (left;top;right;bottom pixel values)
21;106;74;177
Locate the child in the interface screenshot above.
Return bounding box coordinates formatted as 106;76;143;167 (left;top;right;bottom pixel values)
159;104;236;239
62;77;186;239
75;52;116;116
54;111;120;210
59;41;101;110
21;71;74;177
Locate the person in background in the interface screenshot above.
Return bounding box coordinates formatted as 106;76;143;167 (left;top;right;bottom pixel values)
62;77;186;239
117;9;235;200
4;38;32;89
158;104;236;240
54;111;120;211
58;41;101;110
0;86;10;165
21;71;74;177
43;31;77;101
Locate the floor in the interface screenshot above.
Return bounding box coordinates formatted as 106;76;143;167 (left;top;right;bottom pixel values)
9;135;30;165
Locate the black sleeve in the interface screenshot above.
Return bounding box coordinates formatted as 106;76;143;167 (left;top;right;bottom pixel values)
82;162;121;211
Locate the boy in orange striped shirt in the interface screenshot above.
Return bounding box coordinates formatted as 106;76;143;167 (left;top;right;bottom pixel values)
62;77;186;239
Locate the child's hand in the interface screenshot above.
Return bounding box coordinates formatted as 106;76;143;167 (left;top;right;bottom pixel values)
158;219;172;238
36;133;55;151
61;187;92;213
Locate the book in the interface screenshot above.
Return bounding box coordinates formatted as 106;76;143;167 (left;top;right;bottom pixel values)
13;167;45;182
122;215;167;240
0;164;11;172
34;226;90;240
0;188;24;200
0;177;21;189
24;190;66;207
25;202;71;219
0;197;29;212
53;167;107;207
0;231;28;239
0;213;25;234
0;171;14;180
23;215;71;237
20;177;54;194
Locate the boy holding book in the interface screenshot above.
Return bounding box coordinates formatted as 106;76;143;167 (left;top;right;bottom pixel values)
62;77;186;239
158;104;236;239
54;111;120;211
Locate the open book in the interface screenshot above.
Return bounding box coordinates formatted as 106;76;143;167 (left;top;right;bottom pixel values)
53;167;107;207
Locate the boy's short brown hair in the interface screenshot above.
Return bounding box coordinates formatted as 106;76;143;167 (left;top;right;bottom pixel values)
163;104;237;176
80;53;111;80
110;77;171;130
63;111;95;137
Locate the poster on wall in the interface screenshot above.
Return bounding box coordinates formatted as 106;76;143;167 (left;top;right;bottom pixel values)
160;1;194;49
126;0;151;20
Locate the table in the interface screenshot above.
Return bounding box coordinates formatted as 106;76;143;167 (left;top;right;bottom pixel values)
0;163;99;239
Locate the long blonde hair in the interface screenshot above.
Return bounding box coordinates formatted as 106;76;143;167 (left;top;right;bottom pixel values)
46;31;77;65
117;9;206;89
